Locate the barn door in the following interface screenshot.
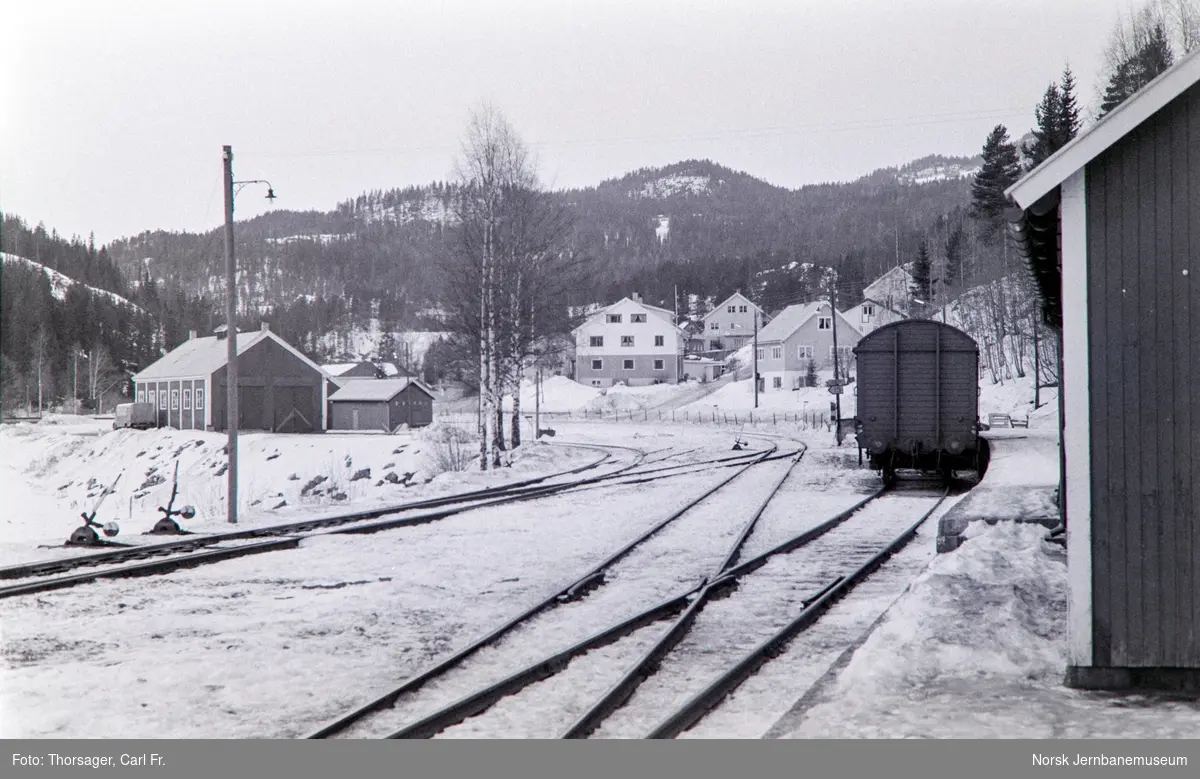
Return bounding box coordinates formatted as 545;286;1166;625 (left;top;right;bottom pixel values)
239;386;265;430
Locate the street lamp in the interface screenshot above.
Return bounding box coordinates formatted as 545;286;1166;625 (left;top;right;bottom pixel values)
222;145;276;525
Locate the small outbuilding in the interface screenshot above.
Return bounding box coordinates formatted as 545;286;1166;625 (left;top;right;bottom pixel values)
132;323;330;432
1006;47;1200;691
328;377;435;431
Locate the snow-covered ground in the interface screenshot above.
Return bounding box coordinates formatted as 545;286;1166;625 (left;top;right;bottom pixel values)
5;369;1182;740
0;415;599;565
769;520;1200;738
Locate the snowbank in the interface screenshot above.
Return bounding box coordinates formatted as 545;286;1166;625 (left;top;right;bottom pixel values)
0;417;595;564
779;522;1069;738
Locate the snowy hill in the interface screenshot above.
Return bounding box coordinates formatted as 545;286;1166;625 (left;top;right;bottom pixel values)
1;252;144;313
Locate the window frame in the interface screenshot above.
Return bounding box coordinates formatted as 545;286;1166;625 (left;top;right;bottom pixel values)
653;358;664;370
622;359;635;371
818;316;832;330
607;313;622;323
771;345;782;360
631;313;647;323
621;335;635;347
589;335;604;347
591;358;603;370
654;335;665;347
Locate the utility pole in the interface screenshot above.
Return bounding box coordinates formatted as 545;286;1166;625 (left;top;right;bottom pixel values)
829;272;842;442
753;306;759;409
220;147;276;525
534;364;541;440
223;145;239;525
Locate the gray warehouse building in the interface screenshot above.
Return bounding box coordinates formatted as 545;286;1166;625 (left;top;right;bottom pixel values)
328;377;435;431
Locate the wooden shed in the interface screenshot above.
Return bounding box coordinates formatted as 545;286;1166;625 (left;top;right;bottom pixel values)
1006;47;1200;691
328;377;435;431
132;323;330;433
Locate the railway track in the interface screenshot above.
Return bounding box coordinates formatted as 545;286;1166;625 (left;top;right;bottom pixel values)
309;477;948;739
306;439;796;738
0;438;792;600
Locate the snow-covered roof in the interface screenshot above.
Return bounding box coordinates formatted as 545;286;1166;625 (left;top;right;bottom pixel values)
701;291;763;320
321;362;367;376
1007;44;1200;208
328;377;435;402
756;301;862;343
135;330;329;382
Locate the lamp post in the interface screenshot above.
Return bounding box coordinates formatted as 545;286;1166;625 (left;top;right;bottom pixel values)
221;145;276;525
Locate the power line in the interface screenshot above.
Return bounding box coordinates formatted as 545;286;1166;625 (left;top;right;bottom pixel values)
238;105;1033;161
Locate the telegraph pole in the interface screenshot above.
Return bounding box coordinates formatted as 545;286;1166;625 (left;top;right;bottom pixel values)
753;307;759;409
829;272;842;442
223;145;239;525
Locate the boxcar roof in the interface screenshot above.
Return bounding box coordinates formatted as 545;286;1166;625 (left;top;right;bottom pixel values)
853;319;978;352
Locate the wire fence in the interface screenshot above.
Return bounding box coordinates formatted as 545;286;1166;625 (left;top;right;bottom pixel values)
434;407;836;432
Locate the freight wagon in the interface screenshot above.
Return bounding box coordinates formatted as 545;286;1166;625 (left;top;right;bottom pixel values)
852;320;989;485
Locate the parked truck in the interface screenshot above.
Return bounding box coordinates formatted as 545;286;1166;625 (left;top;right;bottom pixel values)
113;402;157;430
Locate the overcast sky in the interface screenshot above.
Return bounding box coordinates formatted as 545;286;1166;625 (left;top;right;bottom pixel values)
3;0;1135;245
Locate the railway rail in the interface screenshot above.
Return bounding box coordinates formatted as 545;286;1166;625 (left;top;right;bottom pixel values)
307;439;795;739
0;438;794;600
310;476;949;739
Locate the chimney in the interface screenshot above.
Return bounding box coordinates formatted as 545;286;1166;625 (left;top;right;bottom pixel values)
188;329;197;340
214;324;228;340
632;292;642;303
260;321;270;332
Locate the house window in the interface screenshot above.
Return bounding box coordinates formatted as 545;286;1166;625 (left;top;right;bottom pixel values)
727;305;736;313
771;346;782;360
591;380;601;386
653;359;664;370
830;345;854;364
607;314;622;323
756;348;765;361
590;335;604;347
592;359;603;370
655;335;665;347
195;389;205;409
773;377;782;389
797;344;813;361
631;313;647;323
709;340;723;350
621;335;634;347
136;389;145;403
183;389;192;410
862;304;875;322
739;305;747;313
818;316;832;330
710;321;719;330
623;359;634;370
159;390;167;409
170;389;179;410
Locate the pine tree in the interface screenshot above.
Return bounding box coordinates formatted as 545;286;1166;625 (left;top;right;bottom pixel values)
1100;21;1175;117
943;220;965;291
970;125;1023;240
1058;66;1082;142
805;358;818;389
1024;84;1063;167
909;240;932;317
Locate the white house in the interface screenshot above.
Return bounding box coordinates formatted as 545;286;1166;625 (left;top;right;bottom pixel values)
753;301;863;392
698;292;769;354
863;265;914;314
840;296;906;335
573;294;685;387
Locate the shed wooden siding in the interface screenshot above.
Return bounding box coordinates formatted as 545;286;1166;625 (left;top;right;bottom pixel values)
329;386;433;431
211;338;323;432
135;378;205;430
1085;80;1200;668
855;323;977;449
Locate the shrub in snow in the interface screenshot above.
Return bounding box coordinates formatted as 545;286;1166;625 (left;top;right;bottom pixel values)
419;423;479;474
